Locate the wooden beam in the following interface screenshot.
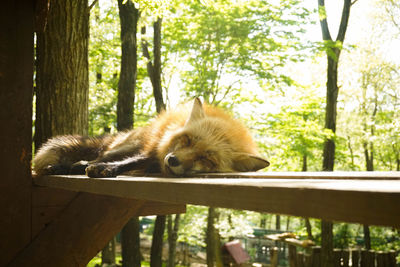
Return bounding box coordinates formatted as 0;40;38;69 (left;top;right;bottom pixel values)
0;0;34;265
31;186;185;239
194;171;400;180
9;193;146;267
34;173;400;227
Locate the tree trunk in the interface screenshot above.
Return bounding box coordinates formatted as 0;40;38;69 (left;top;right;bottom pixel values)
152;18;165;113
286;217;291;231
117;1;141;266
276;215;281;231
302;154;307;172
121;217;141;267
102;237;116;265
318;1;352;267
151;215;166;267
305;218;313;240
364;142;374;171
142;18;166;113
321;221;334;267
322;51;340;171
363;225;371;250
117;0;139;131
167;214;181;267
35;0;89;149
206;207;223;267
260;217;266;228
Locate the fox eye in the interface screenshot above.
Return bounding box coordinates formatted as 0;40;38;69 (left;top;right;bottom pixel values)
179;134;191;147
198;156;216;169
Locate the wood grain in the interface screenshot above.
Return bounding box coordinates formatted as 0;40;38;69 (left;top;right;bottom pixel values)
9;193;146;267
34;173;400;227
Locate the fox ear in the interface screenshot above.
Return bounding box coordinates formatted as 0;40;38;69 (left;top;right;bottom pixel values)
232;153;270;172
185;97;205;126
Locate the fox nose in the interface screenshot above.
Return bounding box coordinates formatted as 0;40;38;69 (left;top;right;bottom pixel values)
167;155;180;167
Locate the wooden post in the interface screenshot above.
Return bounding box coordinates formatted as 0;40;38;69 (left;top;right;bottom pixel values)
361;250;376;267
388;250;397;267
270;247;279;267
369;250;376;267
333;248;342;267
361;249;368;267
376;251;385;267
289;244;297;267
304;253;312;267
297;251;305;267
342;249;350;267
351;249;360;267
311;246;321;267
0;0;34;265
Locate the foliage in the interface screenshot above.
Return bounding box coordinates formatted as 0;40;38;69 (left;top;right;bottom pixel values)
163;0;312;105
259;87;327;171
89;1;120;135
86;0;400;260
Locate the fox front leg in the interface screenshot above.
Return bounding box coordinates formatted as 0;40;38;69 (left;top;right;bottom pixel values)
85;162;118;178
85;154;160;178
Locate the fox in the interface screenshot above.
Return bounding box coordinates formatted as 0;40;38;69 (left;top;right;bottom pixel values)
33;98;269;178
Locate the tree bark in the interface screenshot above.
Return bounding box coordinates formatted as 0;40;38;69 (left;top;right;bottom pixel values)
151;215;166;267
305;218;313;240
152;18;165;113
121;217;141;267
206;207;223;267
142;18;166;113
35;0;89;149
117;1;141;266
363;225;371;250
102;237;116;265
318;1;352;267
117;0;139;131
321;221;334;267
167;214;181;267
276;215;281;231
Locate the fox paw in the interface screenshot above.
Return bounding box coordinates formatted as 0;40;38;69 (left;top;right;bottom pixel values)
85;163;117;178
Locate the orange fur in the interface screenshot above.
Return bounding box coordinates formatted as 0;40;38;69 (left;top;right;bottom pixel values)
33;98;269;177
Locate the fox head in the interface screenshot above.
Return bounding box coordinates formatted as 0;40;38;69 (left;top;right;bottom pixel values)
158;98;269;175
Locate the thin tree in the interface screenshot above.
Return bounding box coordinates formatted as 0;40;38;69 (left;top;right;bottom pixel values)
151;215;166;267
117;1;141;266
206;207;223;267
142;17;166;112
117;0;139;131
167;214;181;267
143;17;167;267
318;0;354;266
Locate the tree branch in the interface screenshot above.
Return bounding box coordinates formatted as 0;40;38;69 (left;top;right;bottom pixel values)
336;0;351;42
89;0;99;11
318;0;332;41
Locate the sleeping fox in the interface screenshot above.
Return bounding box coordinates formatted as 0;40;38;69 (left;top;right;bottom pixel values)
33;98;269;178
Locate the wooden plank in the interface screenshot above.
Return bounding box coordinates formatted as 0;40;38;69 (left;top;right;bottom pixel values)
32;186;79;207
195;171;400;180
0;187;31;266
9;193;146;267
0;0;34;265
34;174;400;227
138;201;186;216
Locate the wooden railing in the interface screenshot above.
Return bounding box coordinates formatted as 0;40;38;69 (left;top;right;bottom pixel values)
34;171;400;227
13;171;399;267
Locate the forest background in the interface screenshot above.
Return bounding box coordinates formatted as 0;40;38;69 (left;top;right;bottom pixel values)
33;0;400;266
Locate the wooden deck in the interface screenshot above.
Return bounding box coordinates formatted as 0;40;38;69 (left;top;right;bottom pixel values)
34;171;400;228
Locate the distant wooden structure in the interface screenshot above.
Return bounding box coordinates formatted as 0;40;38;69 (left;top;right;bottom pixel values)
222;240;250;266
265;233;398;267
1;1;400;267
